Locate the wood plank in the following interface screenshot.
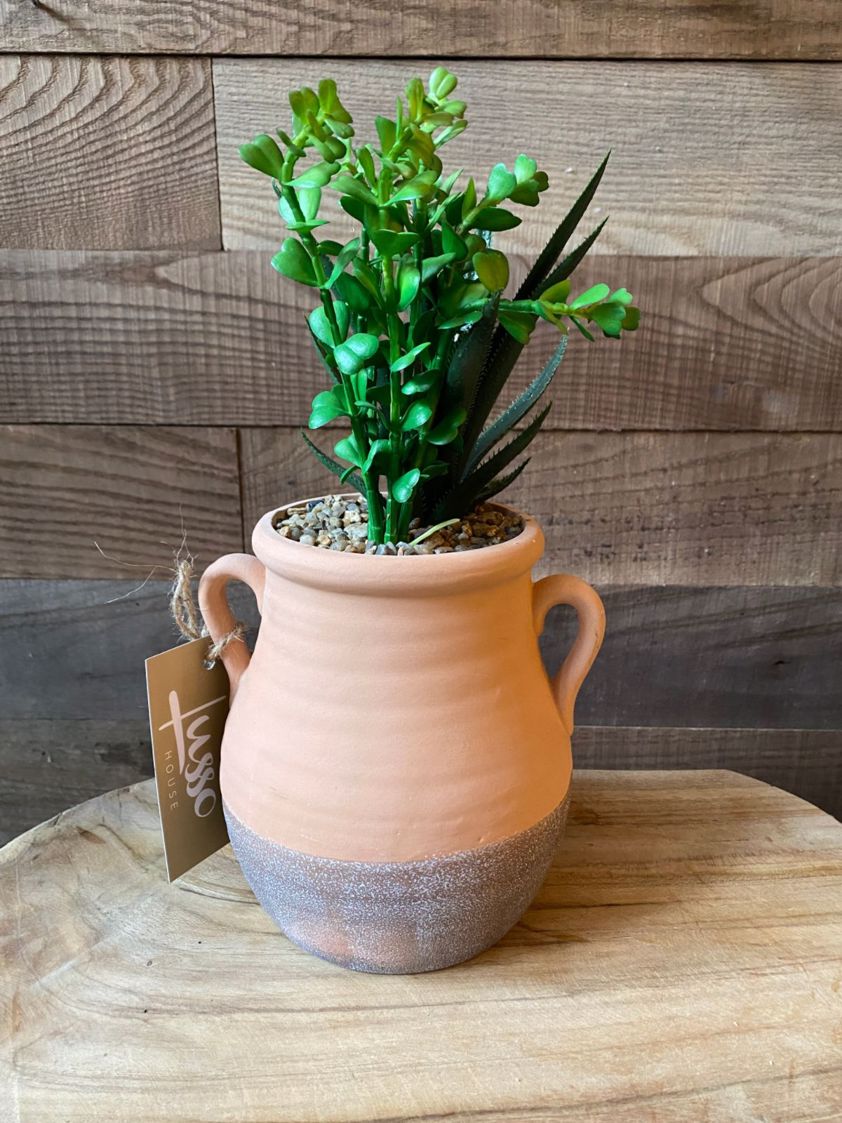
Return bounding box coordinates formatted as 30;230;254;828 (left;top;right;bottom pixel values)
0;425;243;578
2;251;841;430
2;722;837;846
240;428;842;586
0;580;260;722
0;720;153;844
3;772;842;1119
572;727;842;821
2;1;839;58
2;580;839;729
215;60;842;256
554;586;842;731
0;55;220;250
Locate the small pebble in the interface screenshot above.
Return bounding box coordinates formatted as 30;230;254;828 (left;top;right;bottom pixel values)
273;496;524;556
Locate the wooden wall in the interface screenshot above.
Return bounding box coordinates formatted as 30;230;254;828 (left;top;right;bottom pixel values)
1;5;841;842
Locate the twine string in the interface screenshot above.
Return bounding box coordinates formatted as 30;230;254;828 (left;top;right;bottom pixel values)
170;558;246;668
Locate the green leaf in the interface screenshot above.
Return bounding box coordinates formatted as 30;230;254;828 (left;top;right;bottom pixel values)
437;308;484;330
318;239;343;256
339;195;368;223
486;163;517;203
352;258;383;303
308;302;349;347
514;155;537;184
334;433;364;466
240;134;284;178
300;430;365;492
429;66;457;101
308;388;348;428
540;279;571;304
421;253;456;283
468;336;567;470
397;263;421;310
391;342;430;372
441;223;468;260
391;171;438;204
569;283;610;309
623;305;641;331
402;400;433;431
333;175;378;206
516;153;610;300
609;287;634;306
588;301;627;337
291;162;338;188
362;438;391;473
375;115;397;153
473;249;509;292
271;238;318;286
333;272;370;314
426;406;466;445
357;146;377;186
461;177;477;218
370;229;420;256
471;208;521;232
571;317;595;342
497;308;536;344
402;369;439;395
334;333;381;375
326;238;361;288
391;468;421;503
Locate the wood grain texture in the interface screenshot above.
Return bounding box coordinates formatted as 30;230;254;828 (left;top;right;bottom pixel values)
3;772;841;1120
2;580;839;729
573;727;842;822
2;722;838;845
0;720;153;843
215;60;842;256
0;55;220;250
1;0;840;58
3;251;841;430
0;426;243;578
240;428;842;586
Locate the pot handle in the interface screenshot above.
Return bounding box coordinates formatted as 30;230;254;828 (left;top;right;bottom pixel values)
198;554;266;697
532;574;606;737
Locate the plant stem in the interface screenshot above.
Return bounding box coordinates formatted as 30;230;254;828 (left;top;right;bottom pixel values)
285;185;386;537
382;255;405;542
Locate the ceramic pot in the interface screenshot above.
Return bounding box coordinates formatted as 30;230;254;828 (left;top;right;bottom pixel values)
199;498;605;973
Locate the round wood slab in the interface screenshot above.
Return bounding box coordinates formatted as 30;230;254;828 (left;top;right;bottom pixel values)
3;770;841;1121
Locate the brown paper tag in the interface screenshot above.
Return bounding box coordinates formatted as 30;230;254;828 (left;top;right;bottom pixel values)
145;638;230;881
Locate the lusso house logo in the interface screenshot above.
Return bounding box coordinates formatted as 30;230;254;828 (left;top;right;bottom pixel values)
158;690;226;817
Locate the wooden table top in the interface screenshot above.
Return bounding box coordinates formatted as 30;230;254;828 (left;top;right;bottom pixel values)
2;770;841;1121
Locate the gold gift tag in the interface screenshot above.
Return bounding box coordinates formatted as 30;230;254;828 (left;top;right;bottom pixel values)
145;638;230;881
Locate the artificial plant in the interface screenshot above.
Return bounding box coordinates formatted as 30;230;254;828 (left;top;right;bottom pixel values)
241;68;639;544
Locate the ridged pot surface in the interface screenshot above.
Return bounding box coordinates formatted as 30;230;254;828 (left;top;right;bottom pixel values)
199;498;605;971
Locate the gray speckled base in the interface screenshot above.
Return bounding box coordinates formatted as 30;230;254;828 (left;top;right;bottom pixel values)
223;795;569;974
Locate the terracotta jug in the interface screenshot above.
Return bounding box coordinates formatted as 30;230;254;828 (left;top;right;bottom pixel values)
199;499;605;973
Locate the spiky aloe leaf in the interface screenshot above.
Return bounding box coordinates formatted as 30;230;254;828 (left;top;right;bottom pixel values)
459;216;606;463
515;152;610;301
456;325;524;468
439;296;499;417
475;457;531;504
433;403;551;521
466;335;567;473
300;430;365;493
539;218;608;293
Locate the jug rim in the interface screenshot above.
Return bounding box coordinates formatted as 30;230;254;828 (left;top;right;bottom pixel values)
251;495;544;595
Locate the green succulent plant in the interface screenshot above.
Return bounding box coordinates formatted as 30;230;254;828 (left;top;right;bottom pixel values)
241;68;639;544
